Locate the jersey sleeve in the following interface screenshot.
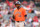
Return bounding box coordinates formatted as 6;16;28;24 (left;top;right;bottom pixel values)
22;9;27;16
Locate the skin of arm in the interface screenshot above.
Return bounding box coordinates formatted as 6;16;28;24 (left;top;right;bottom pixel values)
25;15;27;19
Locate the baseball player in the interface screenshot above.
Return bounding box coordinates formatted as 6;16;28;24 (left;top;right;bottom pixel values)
13;1;27;27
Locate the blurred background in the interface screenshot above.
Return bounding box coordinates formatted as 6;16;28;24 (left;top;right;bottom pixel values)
0;0;40;27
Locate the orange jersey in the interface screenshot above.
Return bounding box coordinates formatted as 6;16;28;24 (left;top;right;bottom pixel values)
13;7;26;21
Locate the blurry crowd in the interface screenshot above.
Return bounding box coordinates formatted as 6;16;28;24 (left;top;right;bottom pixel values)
0;0;40;27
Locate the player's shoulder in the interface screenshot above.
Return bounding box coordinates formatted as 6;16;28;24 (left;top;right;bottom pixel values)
21;7;25;10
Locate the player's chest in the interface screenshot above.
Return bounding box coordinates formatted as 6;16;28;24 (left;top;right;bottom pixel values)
15;10;22;15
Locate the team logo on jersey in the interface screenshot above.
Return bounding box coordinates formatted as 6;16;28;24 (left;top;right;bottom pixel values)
15;12;21;17
15;12;21;15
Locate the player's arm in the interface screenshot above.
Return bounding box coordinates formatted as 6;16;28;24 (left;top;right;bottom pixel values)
25;14;27;19
12;15;15;19
12;15;15;21
12;10;15;20
23;9;27;19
